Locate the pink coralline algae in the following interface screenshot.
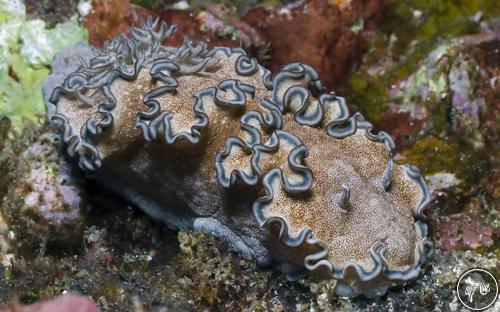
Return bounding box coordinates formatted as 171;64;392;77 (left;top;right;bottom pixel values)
1;128;86;247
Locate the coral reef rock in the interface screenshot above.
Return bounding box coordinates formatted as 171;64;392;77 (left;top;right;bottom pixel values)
0;126;87;253
43;17;432;297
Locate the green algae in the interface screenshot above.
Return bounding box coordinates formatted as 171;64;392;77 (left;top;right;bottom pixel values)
347;0;500;123
346;0;498;199
0;0;87;131
400;136;489;184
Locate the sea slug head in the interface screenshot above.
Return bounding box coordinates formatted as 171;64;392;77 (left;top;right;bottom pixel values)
247;81;433;297
216;61;434;297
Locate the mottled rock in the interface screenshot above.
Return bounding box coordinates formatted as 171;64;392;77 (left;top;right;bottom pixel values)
0;126;88;255
25;0;80;25
372;27;500;220
427;172;461;192
437;217;497;252
381;27;500;150
83;0;236;49
243;0;390;88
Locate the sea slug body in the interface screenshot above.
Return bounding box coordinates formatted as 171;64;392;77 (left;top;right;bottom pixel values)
43;17;433;298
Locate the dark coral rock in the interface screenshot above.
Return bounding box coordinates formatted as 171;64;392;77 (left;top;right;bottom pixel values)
83;0;133;47
378;106;426;150
0;118;12;201
25;0;79;25
83;0;238;50
243;0;390;88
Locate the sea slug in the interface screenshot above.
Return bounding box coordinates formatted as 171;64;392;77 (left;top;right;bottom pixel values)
43;17;433;297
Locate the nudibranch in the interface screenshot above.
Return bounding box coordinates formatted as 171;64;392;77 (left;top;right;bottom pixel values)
43;18;433;297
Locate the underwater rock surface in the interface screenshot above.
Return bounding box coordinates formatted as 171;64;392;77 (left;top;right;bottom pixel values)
43;18;432;297
0;125;87;255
